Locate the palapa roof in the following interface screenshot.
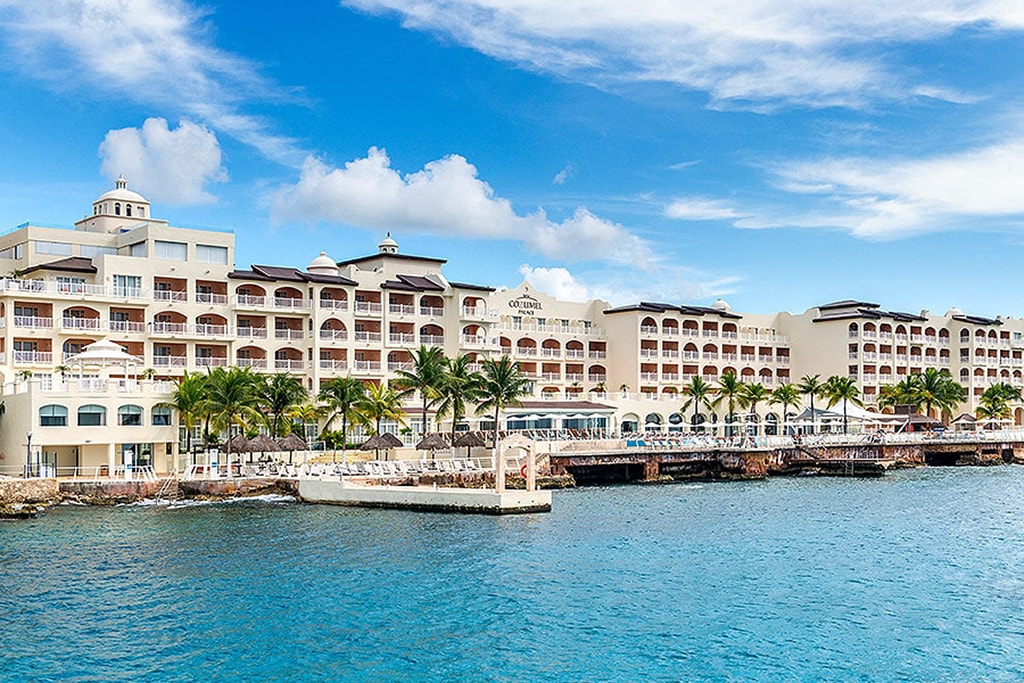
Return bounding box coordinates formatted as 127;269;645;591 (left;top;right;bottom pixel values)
415;433;449;450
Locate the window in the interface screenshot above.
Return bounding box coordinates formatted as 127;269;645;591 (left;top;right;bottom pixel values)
114;203;121;216
118;405;143;426
0;243;26;260
152;405;173;426
57;277;87;293
78;405;106;426
112;275;142;297
196;244;228;264
39;405;68;427
80;245;117;258
126;204;132;217
34;241;73;256
129;242;147;258
154;240;187;261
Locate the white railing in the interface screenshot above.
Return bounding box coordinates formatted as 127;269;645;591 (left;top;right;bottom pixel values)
109;320;146;334
14;351;53;364
153;355;187;368
389;333;415;344
60;317;101;331
237;358;268;369
152;322;187;335
320;359;349;371
274;359;307;371
420;306;444;317
194;324;230;337
195;292;229;305
234;294;268;307
274;297;310;310
355;301;382;314
589;351;607;359
354;331;382;343
420;334;445;346
516;347;538;356
461;306;487;319
319;329;348;341
319;298;348;310
274;329;306;340
541;348;561;358
389;303;415;315
195;356;228;368
154;289;187;302
387;361;412;371
14;315;52;328
353;360;382;372
588;375;607;383
565;350;585;359
237;326;268;339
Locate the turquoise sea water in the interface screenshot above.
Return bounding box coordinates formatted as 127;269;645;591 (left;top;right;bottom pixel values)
3;468;1024;681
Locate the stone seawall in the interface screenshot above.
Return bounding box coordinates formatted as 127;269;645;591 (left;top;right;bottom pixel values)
0;478;61;518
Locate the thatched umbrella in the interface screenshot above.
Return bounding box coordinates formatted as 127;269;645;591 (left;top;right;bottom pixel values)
277;433;307;464
225;434;252;467
453;431;486;459
415;433;449;461
360;432;403;460
247;434;280;463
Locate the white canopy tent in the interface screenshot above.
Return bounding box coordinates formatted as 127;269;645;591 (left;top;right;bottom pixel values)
63;338;143;380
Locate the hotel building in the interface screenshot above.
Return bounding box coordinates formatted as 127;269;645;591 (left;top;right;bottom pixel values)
1;179;1022;474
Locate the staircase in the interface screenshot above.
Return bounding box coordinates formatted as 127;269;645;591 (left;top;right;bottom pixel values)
154;473;180;505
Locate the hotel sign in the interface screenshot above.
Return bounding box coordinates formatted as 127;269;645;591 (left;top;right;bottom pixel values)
508;293;542;315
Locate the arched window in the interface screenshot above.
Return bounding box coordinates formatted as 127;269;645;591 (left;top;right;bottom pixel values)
39;404;68;427
126;204;132;217
152;404;173;426
114;202;121;216
78;404;106;426
118;405;143;426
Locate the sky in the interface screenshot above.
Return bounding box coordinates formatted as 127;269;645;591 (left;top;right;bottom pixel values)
2;1;1024;318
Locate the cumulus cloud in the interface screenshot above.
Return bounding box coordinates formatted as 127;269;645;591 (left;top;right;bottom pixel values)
0;0;302;164
99;118;226;205
272;148;653;266
519;263;742;307
343;0;1024;108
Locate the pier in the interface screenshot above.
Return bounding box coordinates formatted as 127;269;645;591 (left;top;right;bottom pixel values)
298;479;551;514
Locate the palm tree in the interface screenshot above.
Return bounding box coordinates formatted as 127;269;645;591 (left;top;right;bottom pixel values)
204;366;262;468
392;345;446;440
435;354;484;452
976;382;1021;427
822;375;863;435
876;376;922;413
318;376;367;462
797;374;824;433
476;356;532;448
740;382;770;436
680;375;715;431
170;371;208;463
354;382;406;459
915;368;966;421
769;383;801;435
259;373;308;437
713;372;746;436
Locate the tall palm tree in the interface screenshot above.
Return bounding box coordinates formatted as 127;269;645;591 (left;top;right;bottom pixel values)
822;375;863;435
876;376;922;413
713;372;746;436
259;373;308;437
769;383;801;435
354;382;406;459
680;375;715;431
976;382;1021;427
318;376;367;462
915;368;966;421
392;345;446;439
435;354;484;452
204;366;262;467
476;356;532;448
740;382;770;436
170;371;208;463
797;374;825;434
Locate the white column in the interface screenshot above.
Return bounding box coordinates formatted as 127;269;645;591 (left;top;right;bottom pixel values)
106;442;116;478
494;442;506;493
526;446;536;492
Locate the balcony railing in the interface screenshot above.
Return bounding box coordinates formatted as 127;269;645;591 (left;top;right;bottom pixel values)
108;320;146;334
353;360;382;372
461;306;489;319
320;359;349;371
419;334;445;346
354;301;382;314
194;324;230;337
234;294;268;308
14;316;52;329
195;292;229;305
61;317;102;331
319;299;348;311
389;333;415;344
274;297;310;310
195;356;228;368
152;322;187;335
565;350;585;359
237;358;268;369
387;361;412;372
516;347;538;356
354;331;382;343
154;289;187;302
274;329;306;340
589;351;607;359
274;359;306;371
319;329;348;341
389;303;415;315
13;350;52;364
153;355;187;368
237;326;268;339
420;306;444;317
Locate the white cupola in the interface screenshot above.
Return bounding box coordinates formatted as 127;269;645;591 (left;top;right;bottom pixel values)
307;251;340;276
378;232;399;254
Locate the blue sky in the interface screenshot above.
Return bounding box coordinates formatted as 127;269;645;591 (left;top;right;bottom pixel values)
2;1;1024;317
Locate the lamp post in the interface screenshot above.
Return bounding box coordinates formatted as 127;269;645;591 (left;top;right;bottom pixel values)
25;431;33;478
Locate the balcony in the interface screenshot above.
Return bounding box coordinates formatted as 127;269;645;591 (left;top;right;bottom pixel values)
274;329;306;340
663;328;680;337
387;361;412;372
662;350;679;358
640;349;658;359
389;303;415;315
13;350;52;364
516;347;538;357
274;359;306;371
237;358;268;369
154;289;187;302
234;294;268;308
587;375;607;384
565;373;583;382
662;373;680;382
194;324;231;337
354;331;382;343
319;359;349;371
640;372;659;381
541;372;561;381
319;299;348;311
565;350;585;359
273;297;310;310
389;332;415;344
153;355;187;368
353;360;382;373
354;301;382;315
419;334;445;346
721;353;738;362
682;351;700;360
14;316;52;329
237;326;268;339
589;351;607;359
420;306;443;317
461;306;489;319
318;329;348;342
460;335;493;348
108;320;146;334
640;326;659;336
61;317;102;332
702;353;718;361
195;356;229;368
152;322;187;335
541;348;561;358
196;292;228;305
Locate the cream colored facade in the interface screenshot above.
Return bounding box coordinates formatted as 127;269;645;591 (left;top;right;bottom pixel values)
2;180;1023;474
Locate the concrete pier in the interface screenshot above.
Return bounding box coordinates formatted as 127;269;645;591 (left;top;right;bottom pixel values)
298;478;552;514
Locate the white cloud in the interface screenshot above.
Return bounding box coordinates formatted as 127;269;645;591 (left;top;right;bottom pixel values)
272;148;653;266
519;263;742;307
552;163;574;185
99;117;227;205
665;198;748;221
668;161;701;171
772;139;1024;238
0;0;303;165
343;0;1024;108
